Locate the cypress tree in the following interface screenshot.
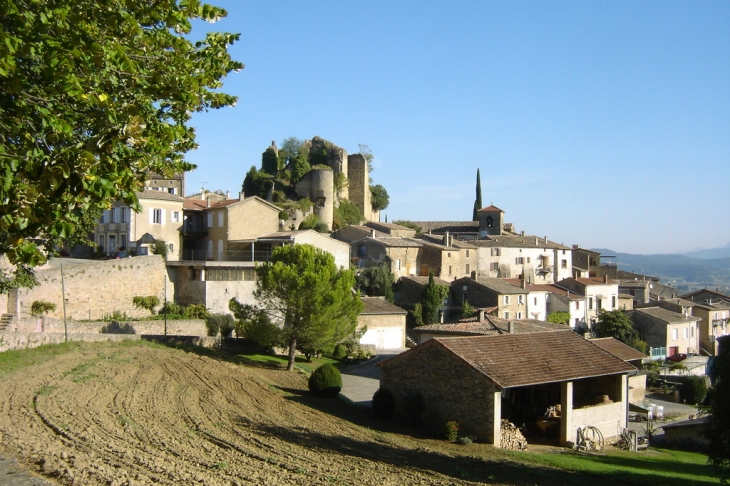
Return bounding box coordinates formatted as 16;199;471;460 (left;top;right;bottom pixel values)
472;168;482;221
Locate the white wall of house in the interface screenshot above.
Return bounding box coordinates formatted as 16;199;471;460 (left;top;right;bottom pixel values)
546;293;586;329
583;283;619;325
525;290;549;321
477;246;572;284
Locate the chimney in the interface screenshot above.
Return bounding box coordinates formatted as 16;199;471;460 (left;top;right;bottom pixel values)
478;308;485;322
521;230;525;237
226;190;230;199
239;191;245;200
508;321;515;334
522;280;527;289
439;309;444;324
544;236;548;243
206;197;211;208
445;231;451;247
604;275;609;284
371;229;376;238
201;188;206;200
535;237;538;245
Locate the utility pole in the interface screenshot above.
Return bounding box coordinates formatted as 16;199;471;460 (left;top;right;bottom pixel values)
61;264;68;342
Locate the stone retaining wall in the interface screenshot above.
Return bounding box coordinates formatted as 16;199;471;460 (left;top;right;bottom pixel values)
11;316;206;336
0;332;141;352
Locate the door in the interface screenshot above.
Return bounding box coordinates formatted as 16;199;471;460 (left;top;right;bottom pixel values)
668;346;679;357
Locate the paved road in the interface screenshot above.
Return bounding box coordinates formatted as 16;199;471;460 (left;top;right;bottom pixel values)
339;349;407;407
627;393;700;443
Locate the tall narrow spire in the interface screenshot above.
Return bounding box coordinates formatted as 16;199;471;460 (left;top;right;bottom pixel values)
472;168;482;221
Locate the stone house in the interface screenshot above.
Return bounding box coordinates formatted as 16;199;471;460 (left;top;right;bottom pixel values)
351;237;423;280
145;172;185;196
617;279;653;304
357;297;407;350
451;277;528;320
416;234;478;282
690;301;730;356
681;288;730;305
555;276;620;334
503;279;550;321
169;231;350;314
331;225;388;243
393;275;452;313
94;190;184;260
571;248;601;278
364;221;417;238
529;284;587;329
628;307;700;359
378;330;633;447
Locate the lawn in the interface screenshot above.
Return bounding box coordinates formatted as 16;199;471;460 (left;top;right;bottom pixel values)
502;446;718;485
238;353;342;372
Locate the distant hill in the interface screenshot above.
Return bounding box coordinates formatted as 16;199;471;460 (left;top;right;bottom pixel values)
592;248;730;291
678;242;730;260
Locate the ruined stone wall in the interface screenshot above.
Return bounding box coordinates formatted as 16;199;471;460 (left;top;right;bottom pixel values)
295;168;334;231
380;342;497;442
347;154;371;222
13;256;166;321
11;316;206;335
0;332;141;352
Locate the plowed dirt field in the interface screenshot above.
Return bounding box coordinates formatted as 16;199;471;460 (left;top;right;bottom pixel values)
0;341;604;486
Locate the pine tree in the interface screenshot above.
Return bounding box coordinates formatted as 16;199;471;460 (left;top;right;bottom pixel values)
472;169;482;221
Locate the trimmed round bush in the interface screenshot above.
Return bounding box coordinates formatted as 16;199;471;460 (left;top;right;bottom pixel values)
332;343;347;359
372;388;396;419
206;313;233;337
308;363;342;398
682;375;708;405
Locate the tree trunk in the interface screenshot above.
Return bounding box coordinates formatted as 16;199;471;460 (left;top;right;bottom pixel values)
287;338;297;371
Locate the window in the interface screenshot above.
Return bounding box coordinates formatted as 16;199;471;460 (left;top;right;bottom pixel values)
109;235;116;252
448;265;452;275
518;295;524;304
207;240;213;259
465;264;470;274
672;328;678;341
110;208;117;223
575;301;580;310
683;328;688;339
516;257;524;265
490;262;499;271
504;296;510;305
527;257;531;263
207;213;213;228
168;243;174;253
168;187;177;195
120;234;127;250
98;235;105;249
588;297;593;310
486;216;494;228
503;311;509;319
491;248;500;256
466;250;470;257
152;209;162;224
447;252;451;258
534;297;537;305
561;259;567;269
396;259;401;271
517;312;522;319
562;250;566;255
171;211;180;223
120;207;127;223
575;318;580;326
218;212;224;227
612;296;616;309
358;245;366;257
691;326;695;338
596;297;602;310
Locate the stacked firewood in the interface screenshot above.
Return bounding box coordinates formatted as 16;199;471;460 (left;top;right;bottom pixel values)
500;419;528;450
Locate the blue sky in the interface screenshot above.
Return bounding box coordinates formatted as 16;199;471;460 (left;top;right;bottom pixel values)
184;1;729;255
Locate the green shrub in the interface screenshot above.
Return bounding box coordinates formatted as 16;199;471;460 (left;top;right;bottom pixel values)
100;321;135;334
132;296;159;316
682;375;708;405
372;388;396;419
184;304;210;319
308;363;342;398
206;314;233;337
160;302;184;317
444;420;459;442
299;214;328;233
546;311;570;325
30;300;56;316
402;392;425;427
332;343;347;359
457;436;473;445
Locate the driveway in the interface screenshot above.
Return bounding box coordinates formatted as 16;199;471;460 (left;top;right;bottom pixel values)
339;349;407;407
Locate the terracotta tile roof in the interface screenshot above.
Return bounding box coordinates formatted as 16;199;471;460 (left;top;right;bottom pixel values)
183;199;207;210
356;237;423;248
558;277;617;287
618;280;651;289
469;235;570;250
692;301;730;311
681;289;730;300
414;321;503;336
634;307;697;323
136;190;184;202
477;205;504;212
398;275;452;286
659;297;698;307
360;297;408;315
589;337;647;361
471;277;527;295
529;283;585;300
410;221;480;234
207;198;240;209
431;330;634;388
364;222;415;233
417;234;477;249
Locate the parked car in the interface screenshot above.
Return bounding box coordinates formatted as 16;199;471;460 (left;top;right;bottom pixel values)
107;251;129;259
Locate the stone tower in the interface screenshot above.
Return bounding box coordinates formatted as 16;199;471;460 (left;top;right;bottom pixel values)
477;205;504;238
347;153;372;222
294;167;334;231
307;136;348;200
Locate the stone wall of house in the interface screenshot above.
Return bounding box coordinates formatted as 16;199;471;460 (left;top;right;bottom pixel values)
11;316;206;336
394;279;426;311
380;342;497;442
227;199;281;242
385;247;421;279
628;374;646;403
204;281;257;315
452;279;498;308
9;256;166;321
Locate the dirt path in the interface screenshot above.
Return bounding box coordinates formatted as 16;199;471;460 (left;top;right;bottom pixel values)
0;342;499;485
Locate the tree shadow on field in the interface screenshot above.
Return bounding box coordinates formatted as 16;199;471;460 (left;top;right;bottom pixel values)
272;393;719;486
249;422;610;486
